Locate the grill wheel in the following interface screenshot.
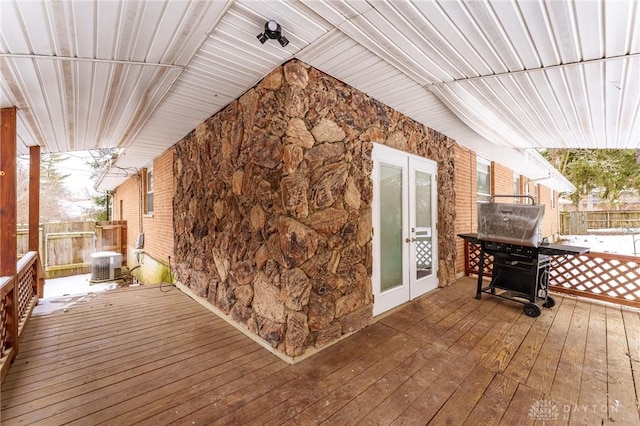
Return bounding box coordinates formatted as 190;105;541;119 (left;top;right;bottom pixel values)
523;303;541;317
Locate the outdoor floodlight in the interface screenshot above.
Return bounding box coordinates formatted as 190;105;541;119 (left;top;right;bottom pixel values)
257;20;289;47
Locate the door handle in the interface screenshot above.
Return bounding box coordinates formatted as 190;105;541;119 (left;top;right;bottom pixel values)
405;238;417;243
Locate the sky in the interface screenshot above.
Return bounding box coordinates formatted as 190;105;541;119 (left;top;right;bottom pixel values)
16;150;102;221
56;152;98;197
18;151;96;196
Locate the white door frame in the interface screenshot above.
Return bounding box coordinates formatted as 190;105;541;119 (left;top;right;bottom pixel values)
408;155;438;300
372;143;438;316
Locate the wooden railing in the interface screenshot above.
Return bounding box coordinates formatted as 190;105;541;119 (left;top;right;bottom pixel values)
463;240;640;309
0;251;41;382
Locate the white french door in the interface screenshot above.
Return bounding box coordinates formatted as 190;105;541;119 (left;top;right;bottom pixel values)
372;144;438;316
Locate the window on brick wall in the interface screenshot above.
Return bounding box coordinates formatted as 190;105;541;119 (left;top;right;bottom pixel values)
145;167;154;214
477;157;491;203
513;173;521;203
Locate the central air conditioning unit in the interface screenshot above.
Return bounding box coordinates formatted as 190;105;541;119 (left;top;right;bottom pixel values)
90;251;123;283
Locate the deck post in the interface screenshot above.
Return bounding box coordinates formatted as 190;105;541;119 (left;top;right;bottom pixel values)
28;146;40;251
29;145;43;297
0;107;17;276
1;107;19;356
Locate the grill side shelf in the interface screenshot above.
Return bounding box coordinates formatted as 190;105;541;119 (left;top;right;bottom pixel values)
538;244;590;256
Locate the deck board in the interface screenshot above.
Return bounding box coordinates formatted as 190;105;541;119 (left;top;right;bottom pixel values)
605;306;638;424
571;302;608;425
547;298;590;419
622;309;640;415
463;373;519;425
1;278;639;425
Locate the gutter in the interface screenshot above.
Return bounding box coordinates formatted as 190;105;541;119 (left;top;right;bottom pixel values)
523;150;576;195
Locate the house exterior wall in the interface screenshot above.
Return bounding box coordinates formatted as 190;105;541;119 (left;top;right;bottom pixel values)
453;149;561;275
113;176;140;244
112;149;174;282
143;148;174;263
172;60;457;358
538;185;559;240
111;60;564;359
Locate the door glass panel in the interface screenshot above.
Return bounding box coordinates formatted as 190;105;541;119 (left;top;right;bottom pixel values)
414;170;432;279
380;163;403;291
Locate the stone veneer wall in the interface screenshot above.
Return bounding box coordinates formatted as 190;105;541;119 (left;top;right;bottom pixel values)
173;59;457;358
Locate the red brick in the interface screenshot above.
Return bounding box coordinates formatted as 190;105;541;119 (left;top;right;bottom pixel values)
112;148;174;264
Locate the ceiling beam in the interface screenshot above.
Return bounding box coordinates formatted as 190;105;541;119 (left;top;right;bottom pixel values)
425;52;640;87
0;54;183;69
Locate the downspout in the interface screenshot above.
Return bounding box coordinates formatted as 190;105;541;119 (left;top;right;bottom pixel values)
525;174;551;204
106;192;110;221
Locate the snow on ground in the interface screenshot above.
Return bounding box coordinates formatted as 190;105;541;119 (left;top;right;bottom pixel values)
43;273;117;298
561;231;640;257
34;273;119;315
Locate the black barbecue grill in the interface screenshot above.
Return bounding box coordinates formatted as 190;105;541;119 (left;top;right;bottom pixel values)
458;195;589;317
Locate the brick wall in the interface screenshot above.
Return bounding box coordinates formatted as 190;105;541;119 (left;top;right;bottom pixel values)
453;145;475;274
113;174;141;246
491;162;514;199
112;148;175;266
538;185;559;241
142;148;174;263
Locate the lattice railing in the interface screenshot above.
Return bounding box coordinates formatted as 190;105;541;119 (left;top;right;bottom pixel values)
0;276;13;359
1;251;41;382
463;240;640;308
549;252;639;308
17;255;37;326
463;240;493;277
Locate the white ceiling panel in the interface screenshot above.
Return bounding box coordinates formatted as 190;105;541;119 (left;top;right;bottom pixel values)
1;0;637;194
393;1;484;78
1;0;233;153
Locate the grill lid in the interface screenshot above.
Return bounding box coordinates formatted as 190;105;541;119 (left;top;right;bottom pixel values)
477;200;545;247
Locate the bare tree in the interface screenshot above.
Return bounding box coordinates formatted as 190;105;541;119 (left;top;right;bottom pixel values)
16;154;75;224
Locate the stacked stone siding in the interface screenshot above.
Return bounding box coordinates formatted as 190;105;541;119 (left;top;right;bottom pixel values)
173;60;457;357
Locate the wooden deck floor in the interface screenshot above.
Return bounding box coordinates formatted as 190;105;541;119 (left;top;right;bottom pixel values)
1;278;639;425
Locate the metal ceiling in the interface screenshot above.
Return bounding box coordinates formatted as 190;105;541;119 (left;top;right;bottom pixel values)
2;0;639;193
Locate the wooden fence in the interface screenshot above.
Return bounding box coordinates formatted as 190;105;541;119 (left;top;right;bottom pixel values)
96;220;127;258
1;251;41;381
561;210;640;234
17;221;127;279
463;240;640;308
